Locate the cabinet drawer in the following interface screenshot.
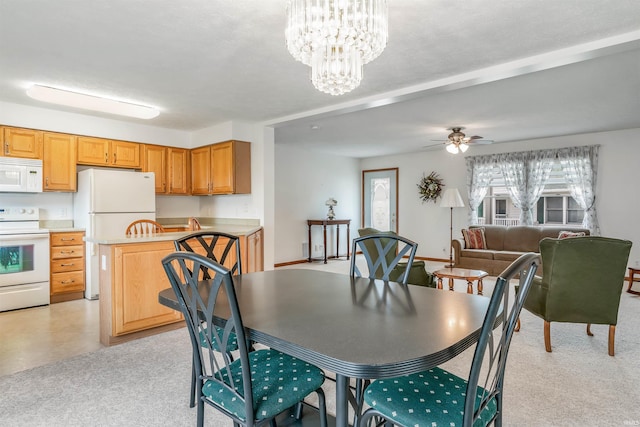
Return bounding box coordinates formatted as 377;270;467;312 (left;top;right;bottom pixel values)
51;258;84;273
51;271;85;294
51;245;84;259
51;232;84;246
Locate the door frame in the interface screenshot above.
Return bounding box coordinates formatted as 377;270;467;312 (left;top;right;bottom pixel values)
361;167;399;233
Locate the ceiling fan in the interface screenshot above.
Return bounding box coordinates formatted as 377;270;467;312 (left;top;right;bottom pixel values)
425;127;493;153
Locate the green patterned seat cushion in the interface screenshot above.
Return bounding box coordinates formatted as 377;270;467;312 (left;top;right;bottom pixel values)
202;349;325;421
364;367;497;427
199;325;238;352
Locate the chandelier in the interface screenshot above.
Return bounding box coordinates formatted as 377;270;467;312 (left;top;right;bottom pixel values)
285;0;388;96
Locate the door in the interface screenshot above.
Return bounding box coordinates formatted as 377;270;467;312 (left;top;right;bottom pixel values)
362;168;398;232
87;169;156;213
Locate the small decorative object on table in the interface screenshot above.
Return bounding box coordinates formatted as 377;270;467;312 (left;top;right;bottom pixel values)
325;197;337;219
417;171;444;203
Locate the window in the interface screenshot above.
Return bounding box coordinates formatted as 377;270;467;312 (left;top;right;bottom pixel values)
476;162;584;226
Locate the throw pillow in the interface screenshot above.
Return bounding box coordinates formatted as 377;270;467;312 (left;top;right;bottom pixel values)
462;228;487;249
558;230;586;239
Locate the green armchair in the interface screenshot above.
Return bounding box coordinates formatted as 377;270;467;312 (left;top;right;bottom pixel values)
519;236;632;356
357;228;435;288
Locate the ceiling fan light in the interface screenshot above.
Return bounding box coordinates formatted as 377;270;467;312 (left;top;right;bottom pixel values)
459;143;469;153
446;143;459;154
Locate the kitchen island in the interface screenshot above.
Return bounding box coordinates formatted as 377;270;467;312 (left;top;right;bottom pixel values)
86;224;263;346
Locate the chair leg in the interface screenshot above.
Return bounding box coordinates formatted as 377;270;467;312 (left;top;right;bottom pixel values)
609;325;616;356
190;359;196;408
544;321;552;352
515;318;520;332
586;323;593;336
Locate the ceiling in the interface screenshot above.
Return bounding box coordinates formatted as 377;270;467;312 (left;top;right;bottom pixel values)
1;1;640;158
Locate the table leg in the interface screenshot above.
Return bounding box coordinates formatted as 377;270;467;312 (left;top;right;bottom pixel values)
437;277;443;290
477;279;484;296
448;278;454;291
335;374;349;427
467;280;473;294
336;224;340;259
346;223;350;260
308;224;312;263
323;224;328;264
628;268;640;295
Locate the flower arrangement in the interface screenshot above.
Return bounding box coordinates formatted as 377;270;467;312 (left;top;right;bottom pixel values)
417;171;444;203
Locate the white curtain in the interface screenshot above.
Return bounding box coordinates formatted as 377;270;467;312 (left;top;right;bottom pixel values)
558;145;600;235
497;151;554;225
465;156;494;225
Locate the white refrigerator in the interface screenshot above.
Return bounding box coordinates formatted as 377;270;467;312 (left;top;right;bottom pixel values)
73;168;156;300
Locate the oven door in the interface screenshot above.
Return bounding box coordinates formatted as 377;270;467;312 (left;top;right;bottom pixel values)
0;233;50;287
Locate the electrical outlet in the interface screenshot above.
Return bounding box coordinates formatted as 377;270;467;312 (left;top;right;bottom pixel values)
635;260;640;267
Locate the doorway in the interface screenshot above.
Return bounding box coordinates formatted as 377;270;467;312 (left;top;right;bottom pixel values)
362;168;398;232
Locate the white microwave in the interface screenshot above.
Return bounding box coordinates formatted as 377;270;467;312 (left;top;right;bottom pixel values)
0;157;43;193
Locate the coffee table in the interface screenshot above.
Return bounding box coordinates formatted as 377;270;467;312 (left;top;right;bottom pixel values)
433;267;489;295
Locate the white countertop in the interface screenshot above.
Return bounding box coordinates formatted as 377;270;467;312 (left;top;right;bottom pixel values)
84;225;262;245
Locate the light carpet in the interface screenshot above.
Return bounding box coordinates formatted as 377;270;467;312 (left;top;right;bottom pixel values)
1;267;639;426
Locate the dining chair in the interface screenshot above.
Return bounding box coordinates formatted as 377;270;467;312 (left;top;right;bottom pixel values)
174;231;243;408
516;236;632;356
174;231;242;276
351;233;419;285
356;228;435;287
359;252;541;427
125;219;165;235
349;233;419;423
162;251;328;427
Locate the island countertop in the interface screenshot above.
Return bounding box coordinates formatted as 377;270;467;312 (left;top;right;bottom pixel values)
84;224;262;245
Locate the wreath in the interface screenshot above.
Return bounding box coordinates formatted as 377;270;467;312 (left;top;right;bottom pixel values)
417;171;444;203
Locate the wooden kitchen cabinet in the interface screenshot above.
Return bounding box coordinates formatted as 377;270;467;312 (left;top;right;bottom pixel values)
190;140;251;195
50;231;85;303
99;241;183;345
242;228;264;273
77;136;140;168
143;144;167;193
1;126;43;159
167;147;190;194
143;145;190;194
43;132;77;192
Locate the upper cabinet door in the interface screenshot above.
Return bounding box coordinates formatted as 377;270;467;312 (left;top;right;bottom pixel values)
190;146;211;195
111;140;140;168
2;126;43;159
43;132;77;192
167;147;190;195
77;136;110;165
143;145;167;194
211;140;251;195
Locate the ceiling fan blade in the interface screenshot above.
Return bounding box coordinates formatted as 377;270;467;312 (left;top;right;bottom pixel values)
464;135;483;141
467;139;494;145
422;142;446;149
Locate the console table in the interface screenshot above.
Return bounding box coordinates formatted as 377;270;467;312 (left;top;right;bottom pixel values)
307;219;351;263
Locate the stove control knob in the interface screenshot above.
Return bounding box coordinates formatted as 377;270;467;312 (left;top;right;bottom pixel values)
26;208;34;214
19;208;26;214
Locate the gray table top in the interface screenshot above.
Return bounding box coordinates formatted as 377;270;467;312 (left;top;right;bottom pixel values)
158;268;490;379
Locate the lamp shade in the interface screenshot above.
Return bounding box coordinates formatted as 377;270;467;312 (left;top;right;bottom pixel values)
440;188;465;208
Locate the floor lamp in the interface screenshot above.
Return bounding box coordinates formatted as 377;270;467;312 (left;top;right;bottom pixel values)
440;188;465;268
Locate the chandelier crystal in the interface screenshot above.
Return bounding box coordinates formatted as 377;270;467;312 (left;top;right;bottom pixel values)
286;0;388;96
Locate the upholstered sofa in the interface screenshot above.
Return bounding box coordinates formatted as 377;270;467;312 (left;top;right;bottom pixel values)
452;225;590;275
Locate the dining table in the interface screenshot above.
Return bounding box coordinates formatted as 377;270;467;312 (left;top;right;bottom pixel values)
158;268;491;427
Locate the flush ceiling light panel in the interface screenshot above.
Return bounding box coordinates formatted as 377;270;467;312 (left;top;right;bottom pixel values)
26;85;159;119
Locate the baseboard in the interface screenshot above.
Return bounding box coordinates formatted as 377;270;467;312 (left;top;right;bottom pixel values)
275;259;309;268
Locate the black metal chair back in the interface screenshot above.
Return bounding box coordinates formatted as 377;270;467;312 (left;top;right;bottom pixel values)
162;251;252;425
174;231;242;277
350;234;418;284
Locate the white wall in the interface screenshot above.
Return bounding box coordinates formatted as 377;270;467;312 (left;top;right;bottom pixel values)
274;144;360;264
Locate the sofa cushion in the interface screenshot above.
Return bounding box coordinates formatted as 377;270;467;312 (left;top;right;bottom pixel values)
462;228;486;249
472;225;506;251
494;251;525;262
460;249;495;260
503;226;543;252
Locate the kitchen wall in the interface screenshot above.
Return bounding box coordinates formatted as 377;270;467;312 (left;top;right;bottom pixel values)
275;128;640;267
